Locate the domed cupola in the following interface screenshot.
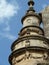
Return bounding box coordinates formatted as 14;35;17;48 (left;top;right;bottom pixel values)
19;0;44;37
21;0;42;27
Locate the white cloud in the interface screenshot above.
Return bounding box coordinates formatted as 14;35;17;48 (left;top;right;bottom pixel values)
0;32;16;40
0;0;19;40
0;0;19;19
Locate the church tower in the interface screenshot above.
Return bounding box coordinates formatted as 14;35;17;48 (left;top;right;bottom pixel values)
9;0;49;65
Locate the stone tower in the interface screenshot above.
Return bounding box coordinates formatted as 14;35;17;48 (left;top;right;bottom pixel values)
42;6;49;39
9;0;49;65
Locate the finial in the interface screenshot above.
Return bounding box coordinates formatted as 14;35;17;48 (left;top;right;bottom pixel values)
28;0;34;7
28;0;35;12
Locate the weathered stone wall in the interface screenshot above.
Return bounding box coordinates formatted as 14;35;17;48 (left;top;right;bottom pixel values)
42;6;49;39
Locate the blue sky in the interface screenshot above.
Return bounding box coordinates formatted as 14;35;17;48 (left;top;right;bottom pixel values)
0;0;49;65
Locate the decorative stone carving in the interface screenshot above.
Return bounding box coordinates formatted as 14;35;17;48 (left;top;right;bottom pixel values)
43;53;48;60
25;40;30;47
12;57;17;65
12;52;49;65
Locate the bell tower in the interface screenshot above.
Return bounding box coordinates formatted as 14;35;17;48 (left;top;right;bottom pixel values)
9;0;49;65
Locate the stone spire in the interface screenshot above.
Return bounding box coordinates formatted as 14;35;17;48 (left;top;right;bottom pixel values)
9;0;49;65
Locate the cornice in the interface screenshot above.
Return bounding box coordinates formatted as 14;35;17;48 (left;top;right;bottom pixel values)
19;25;44;35
11;35;49;51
